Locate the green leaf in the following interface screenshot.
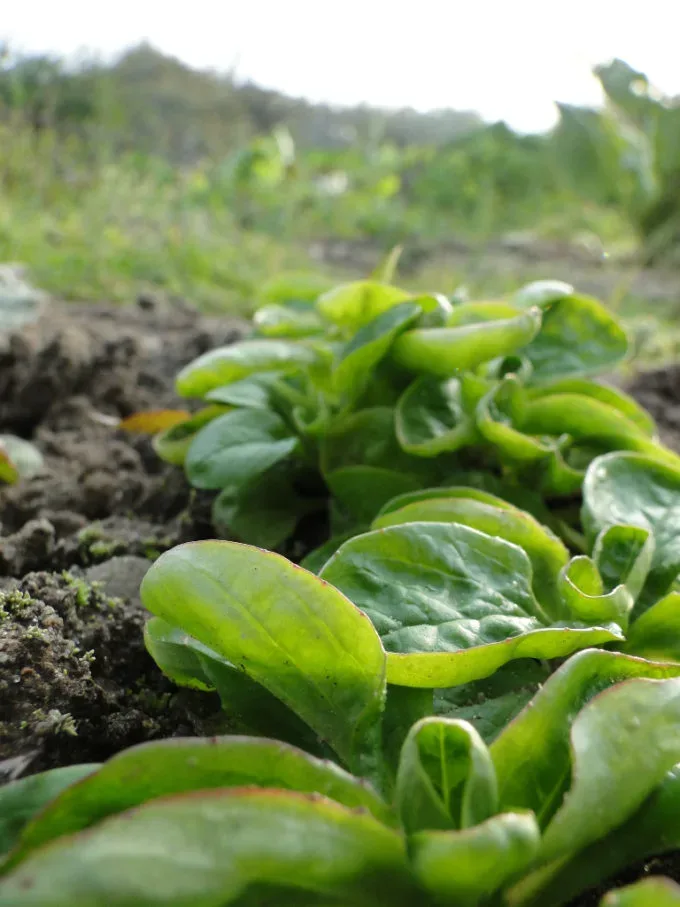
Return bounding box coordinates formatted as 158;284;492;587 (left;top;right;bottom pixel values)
320;522;621;688
375;485;517;520
391;308;542;378
316;280;412;330
411;293;455;328
395;718;497;834
445;301;522;326
526;378;656;437
185;408;297;490
300;532;358;574
537;675;680;865
0;766;99;860
583;452;680;610
435;660;550;744
0;789;413;907
410;812;540;907
252;303;324;338
511;766;680;906
212;462;320;549
152;405;227;466
594;523;654;605
371;492;569;619
205;372;288;408
490;649;680;826
176;339;319;397
7;738;393;870
623;592;680;661
558;556;633;628
333;302;421;402
601;878;680;906
512;279;574;308
141;542;387;777
523;294;628;383
395;374;482;456
520;394;667;460
144;619;322;749
476;377;555;463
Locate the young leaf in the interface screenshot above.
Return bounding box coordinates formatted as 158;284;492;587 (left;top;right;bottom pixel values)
523;294;628;383
141;542;387;777
512;279;573;308
558;556;634;628
583;452;680;611
316;280;411;330
476;377;555;463
0;789;413;907
320;522;621;688
395;717;497;834
205;371;288;408
252;303;324;338
445;301;522;326
333;301;421;402
175;339;319;397
152;404;228;466
410;812;540;906
490;649;680;825
185;408;297;490
0;766;99;860
371;493;569;619
395;374;482;456
7;737;393;869
594;523;654;605
391;308;542;378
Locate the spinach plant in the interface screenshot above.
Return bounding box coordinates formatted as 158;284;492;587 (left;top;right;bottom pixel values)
3;539;680;904
144;276;680;550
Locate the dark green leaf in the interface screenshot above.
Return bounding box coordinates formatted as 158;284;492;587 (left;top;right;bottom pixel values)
395;374;482;456
205;372;287;408
185;409;297;490
320;522;620;688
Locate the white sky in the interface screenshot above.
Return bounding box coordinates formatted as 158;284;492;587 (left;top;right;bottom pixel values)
3;0;679;133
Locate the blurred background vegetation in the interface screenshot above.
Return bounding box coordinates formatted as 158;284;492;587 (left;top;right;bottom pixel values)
0;41;679;362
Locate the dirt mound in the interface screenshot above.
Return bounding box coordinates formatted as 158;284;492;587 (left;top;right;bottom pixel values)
0;298;243;773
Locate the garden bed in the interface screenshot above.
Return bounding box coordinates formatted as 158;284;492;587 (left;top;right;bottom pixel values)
2;296;680;903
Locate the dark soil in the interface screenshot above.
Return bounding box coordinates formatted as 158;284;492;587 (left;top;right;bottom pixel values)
1;296;680;902
0;296;243;776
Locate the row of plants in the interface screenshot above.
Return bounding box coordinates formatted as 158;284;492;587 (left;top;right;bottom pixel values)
5;275;680;903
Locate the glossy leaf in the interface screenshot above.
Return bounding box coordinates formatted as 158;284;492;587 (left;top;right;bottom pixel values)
0;789;413;907
0;766;99;860
594;523;654;605
583;452;680;610
333;302;421;401
558;556;633;627
316;280;411;330
523;294;628;383
118;410;191;435
391;307;542;378
445;301;521;326
185;408;297;490
395;374;482;456
141;541;387;776
371;492;569;619
395;717;497;834
7;737;393;869
526;378;656;437
320;522;621;688
411;812;540;906
490;649;680;825
175;339;319;397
